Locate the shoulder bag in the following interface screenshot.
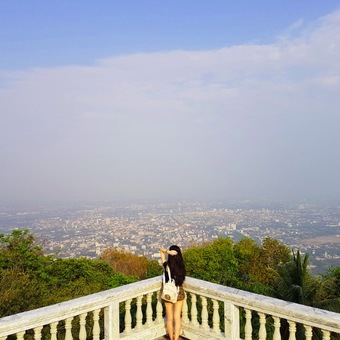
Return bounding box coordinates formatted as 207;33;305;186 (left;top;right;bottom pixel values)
161;265;179;303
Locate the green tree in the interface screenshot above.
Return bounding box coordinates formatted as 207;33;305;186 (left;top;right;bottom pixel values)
260;238;291;288
274;251;320;339
0;230;49;316
0;229;49;272
234;238;269;293
0;230;137;318
42;257;137;306
184;237;240;286
316;267;340;313
146;259;163;278
0;269;46;317
274;250;317;305
234;238;261;279
262;238;291;271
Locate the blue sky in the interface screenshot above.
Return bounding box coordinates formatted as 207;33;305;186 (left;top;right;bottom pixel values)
2;1;339;69
1;1;340;206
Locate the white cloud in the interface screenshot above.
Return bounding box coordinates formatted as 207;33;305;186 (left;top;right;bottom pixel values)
1;10;340;203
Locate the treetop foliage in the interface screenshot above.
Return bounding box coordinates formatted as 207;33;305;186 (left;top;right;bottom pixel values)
100;248;161;279
0;230;138;318
1;229;340;320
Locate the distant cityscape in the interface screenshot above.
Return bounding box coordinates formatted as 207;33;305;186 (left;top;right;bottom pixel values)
1;200;340;275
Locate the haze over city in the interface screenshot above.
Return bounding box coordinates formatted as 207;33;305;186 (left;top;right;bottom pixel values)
1;1;340;206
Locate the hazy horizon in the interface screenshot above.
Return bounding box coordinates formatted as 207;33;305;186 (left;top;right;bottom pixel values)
1;2;340;206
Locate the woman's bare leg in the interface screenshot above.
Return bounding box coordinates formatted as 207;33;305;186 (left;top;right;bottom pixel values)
173;300;184;340
165;302;174;340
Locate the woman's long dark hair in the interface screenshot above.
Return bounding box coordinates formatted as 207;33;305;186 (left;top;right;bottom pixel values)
166;245;186;286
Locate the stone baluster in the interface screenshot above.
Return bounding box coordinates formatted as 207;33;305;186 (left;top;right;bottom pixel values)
288;320;296;340
124;299;132;334
258;312;266;340
104;302;119;339
273;316;281;340
182;297;189;324
135;295;143;330
146;293;153;326
244;308;252;340
156;294;163;323
322;329;331;340
190;293;199;326
224;302;240;339
201;296;209;331
212;299;220;334
16;332;25;340
50;321;58;340
79;313;87;340
34;326;43;340
92;309;100;340
304;325;312;340
65;317;73;340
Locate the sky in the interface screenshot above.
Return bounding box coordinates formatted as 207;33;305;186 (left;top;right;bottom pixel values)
1;1;340;206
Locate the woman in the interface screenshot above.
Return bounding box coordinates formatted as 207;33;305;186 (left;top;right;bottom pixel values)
160;245;186;340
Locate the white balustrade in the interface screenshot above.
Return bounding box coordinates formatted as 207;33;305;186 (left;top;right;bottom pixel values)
124;298;132;334
258;312;266;340
201;296;209;331
304;325;312;340
65;317;72;340
190;293;199;327
288;320;296;340
1;276;340;339
322;329;331;340
17;331;25;340
244;309;252;340
146;293;153;326
156;293;163;324
135;295;143;330
79;313;87;340
50;321;58;340
182;297;189;324
212;299;220;334
273;316;281;340
92;309;100;340
33;325;42;340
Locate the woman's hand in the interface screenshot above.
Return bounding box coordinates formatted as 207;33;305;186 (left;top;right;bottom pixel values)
160;248;177;256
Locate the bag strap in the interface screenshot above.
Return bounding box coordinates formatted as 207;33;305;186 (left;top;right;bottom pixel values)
163;265;172;284
162;265;180;294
